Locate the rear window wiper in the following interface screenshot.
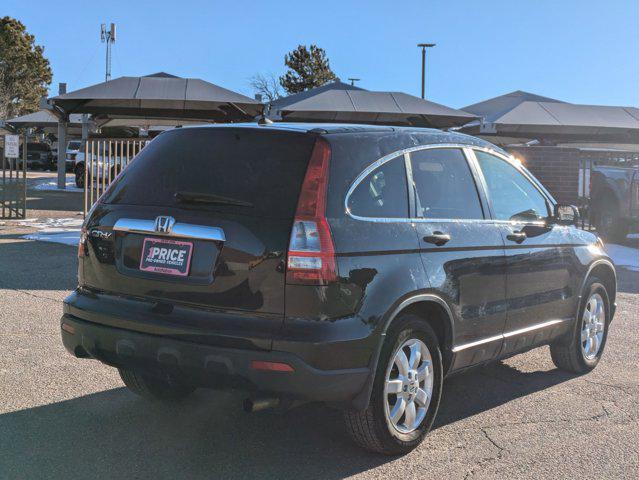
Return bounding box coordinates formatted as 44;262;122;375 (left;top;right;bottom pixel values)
174;191;253;207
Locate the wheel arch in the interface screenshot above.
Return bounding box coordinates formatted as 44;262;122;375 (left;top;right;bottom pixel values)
350;293;456;411
383;295;455;375
584;260;617;318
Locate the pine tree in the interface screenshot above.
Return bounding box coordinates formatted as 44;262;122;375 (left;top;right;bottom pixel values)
279;45;337;94
0;17;53;119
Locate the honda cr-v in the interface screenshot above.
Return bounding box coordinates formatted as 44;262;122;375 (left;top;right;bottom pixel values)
61;124;616;454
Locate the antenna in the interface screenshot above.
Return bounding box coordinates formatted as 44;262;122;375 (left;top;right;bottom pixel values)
101;22;116;82
348;78;361;86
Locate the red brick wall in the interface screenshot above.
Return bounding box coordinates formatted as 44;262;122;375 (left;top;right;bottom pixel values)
506;146;581;204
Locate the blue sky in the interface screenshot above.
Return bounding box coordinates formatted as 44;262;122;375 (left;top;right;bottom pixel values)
5;0;638;109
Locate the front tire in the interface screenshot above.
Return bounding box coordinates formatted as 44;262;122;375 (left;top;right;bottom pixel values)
595;202;628;243
550;278;610;373
344;314;443;455
119;368;195;402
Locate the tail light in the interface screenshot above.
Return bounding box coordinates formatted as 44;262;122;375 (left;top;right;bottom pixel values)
286;138;337;286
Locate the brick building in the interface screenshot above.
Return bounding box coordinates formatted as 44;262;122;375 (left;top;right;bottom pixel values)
507;146;582;204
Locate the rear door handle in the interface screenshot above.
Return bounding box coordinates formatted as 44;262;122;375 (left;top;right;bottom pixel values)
506;231;527;243
423;231;451;246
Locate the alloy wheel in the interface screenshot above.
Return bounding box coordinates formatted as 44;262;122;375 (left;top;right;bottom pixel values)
384;338;433;434
581;292;605;360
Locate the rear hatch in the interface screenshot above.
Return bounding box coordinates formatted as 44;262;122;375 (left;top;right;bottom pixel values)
80;127;317;344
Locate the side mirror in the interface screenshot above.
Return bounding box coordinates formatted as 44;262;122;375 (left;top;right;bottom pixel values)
553;204;580;226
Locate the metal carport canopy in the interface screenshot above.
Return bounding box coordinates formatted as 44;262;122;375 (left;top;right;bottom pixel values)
6;109;83;134
50;73;263;121
461;91;639;138
280;90;477;128
483;101;639;136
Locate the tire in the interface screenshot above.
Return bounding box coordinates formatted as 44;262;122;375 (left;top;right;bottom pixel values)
344;314;443;455
595;202;628;243
118;368;196;402
550;277;610;374
75;165;85;188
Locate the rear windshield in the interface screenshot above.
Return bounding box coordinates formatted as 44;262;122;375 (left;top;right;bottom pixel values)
102;128;316;218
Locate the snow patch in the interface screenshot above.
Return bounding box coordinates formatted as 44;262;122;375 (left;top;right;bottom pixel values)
605;244;639;272
31;175;82;192
20;217;82;247
18;217;83;229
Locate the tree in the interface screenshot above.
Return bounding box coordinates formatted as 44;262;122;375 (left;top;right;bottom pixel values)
0;17;52;119
279;44;336;94
249;73;282;103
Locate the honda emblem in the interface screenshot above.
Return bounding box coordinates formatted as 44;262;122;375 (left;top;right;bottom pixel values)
154;216;175;233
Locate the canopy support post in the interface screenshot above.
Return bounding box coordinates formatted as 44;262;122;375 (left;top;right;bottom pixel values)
57;114;68;190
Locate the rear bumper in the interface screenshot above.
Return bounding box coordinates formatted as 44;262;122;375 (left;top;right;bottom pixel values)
60;314;370;405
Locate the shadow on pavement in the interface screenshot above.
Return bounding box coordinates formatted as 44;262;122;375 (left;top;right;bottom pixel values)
436;361;575;428
0;361;576;480
26;185;83;215
0;234;77;291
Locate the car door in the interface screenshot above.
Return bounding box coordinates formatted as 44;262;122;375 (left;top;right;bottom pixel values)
409;146;508;371
472;150;575;356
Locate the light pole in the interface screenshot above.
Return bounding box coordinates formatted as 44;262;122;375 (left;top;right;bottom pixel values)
417;43;436;99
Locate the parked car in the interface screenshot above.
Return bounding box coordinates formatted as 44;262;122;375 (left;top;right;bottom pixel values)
19;142;55;170
590;164;639;242
64;140;84;173
61;124;617;455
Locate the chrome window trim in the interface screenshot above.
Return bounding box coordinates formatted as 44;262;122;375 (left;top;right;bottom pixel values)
451;319;566;353
113;218;226;242
344;143;554;226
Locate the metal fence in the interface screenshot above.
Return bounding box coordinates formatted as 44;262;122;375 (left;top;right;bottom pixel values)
1;135;27;219
83;138;148;216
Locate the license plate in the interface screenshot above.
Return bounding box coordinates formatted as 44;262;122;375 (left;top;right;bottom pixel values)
139;237;193;276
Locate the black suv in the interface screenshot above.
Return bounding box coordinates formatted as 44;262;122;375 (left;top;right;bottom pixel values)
62;124;616;454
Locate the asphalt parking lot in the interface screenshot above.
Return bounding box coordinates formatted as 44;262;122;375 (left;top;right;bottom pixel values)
1;184;638;479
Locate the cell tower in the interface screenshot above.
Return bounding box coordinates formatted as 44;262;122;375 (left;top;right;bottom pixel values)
101;23;116;82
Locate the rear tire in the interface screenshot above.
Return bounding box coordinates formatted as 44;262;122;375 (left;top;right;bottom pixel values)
344;314;443;455
119;368;195;402
550;278;610;374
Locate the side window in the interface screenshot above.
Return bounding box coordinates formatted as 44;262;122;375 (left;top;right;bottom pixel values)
409;148;484;220
347;155;408;218
475;150;550;222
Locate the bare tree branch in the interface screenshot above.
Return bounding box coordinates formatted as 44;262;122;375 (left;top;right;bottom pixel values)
249;73;283;104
